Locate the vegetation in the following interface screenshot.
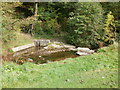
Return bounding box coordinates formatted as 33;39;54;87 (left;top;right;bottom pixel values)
101;2;120;41
0;29;1;90
2;44;118;88
1;2;119;52
66;3;104;49
0;2;119;88
104;11;116;44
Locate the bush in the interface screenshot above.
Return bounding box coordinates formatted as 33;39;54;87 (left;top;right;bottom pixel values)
20;18;61;38
32;19;60;37
32;21;44;36
42;19;61;35
66;2;104;49
104;11;116;44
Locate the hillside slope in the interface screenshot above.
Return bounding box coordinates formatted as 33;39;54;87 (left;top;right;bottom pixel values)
2;44;118;88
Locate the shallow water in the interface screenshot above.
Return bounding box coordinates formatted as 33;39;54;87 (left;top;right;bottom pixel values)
36;51;78;64
8;47;78;64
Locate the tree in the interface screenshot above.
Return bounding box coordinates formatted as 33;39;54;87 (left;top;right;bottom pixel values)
34;2;38;16
100;2;120;41
104;11;116;44
66;2;104;49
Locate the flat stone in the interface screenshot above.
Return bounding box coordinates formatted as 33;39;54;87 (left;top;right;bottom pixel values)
44;44;63;49
34;40;50;47
64;45;76;49
77;47;90;52
69;48;77;51
44;46;48;49
12;43;35;52
77;47;95;55
87;50;95;54
27;58;33;62
76;52;89;56
39;56;42;58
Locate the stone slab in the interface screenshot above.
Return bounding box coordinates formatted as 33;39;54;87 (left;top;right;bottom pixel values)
63;44;76;49
76;52;89;56
34;40;50;46
77;47;90;52
12;43;35;52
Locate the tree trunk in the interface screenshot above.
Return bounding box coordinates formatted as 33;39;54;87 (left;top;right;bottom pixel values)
34;2;38;16
99;41;103;48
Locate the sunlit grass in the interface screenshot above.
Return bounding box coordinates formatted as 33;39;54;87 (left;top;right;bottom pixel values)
2;32;34;54
2;44;118;88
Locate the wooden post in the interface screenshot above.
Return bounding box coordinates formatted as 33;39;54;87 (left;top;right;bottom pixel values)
29;24;34;36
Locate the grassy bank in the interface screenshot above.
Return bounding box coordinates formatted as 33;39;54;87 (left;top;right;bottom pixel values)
2;32;34;54
2;43;118;88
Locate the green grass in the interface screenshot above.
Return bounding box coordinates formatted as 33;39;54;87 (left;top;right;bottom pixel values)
2;32;34;54
2;43;118;88
0;66;2;90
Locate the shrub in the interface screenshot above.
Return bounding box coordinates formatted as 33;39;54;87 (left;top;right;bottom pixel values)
66;2;104;49
32;21;44;36
104;11;116;44
32;19;60;37
42;19;61;35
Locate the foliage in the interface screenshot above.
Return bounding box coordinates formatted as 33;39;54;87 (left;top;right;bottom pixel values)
2;44;118;88
104;11;116;44
51;2;76;23
42;19;61;35
1;2;119;52
15;2;33;18
37;2;76;22
1;3;34;52
66;3;104;49
100;2;120;42
30;19;61;37
32;21;44;36
115;20;120;42
34;2;76;37
19;16;38;34
0;4;2;36
2;29;16;43
1;3;17;43
0;5;2;88
37;3;58;21
100;2;120;20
